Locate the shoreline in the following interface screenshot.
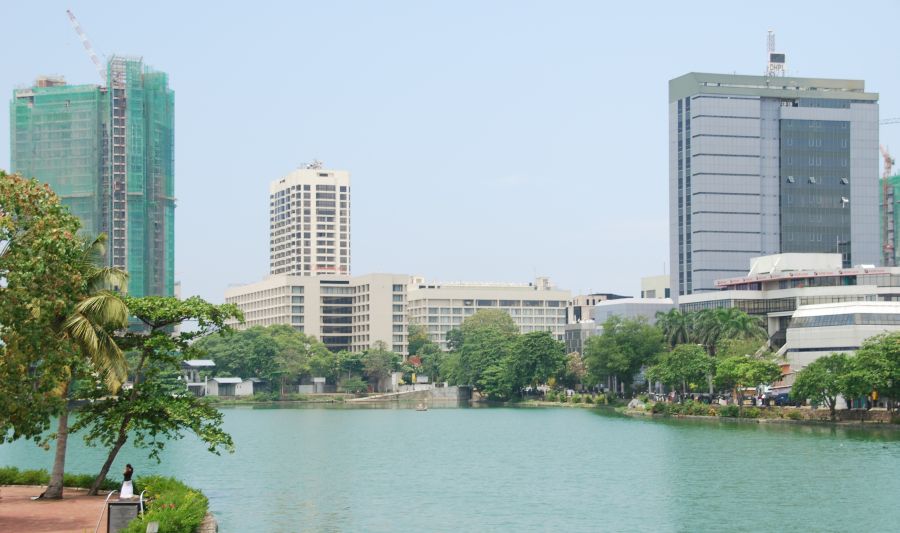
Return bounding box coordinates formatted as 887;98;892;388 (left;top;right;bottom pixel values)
201;396;900;430
618;407;900;429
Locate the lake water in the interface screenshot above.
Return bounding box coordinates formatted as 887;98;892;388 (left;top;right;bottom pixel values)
2;405;900;532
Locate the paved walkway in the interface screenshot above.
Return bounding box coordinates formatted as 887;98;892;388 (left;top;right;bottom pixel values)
0;485;112;532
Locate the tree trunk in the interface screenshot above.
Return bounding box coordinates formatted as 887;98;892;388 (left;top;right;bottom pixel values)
41;381;71;499
88;428;129;496
829;397;837;421
88;349;148;495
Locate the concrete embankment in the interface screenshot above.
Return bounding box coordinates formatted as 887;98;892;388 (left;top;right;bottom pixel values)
348;386;471;403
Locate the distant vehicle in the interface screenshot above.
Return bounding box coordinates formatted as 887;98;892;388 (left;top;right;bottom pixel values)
769;393;795;406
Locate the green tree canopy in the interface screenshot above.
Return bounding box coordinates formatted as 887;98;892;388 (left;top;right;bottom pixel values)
584;316;665;394
791;353;852;419
455;311;517;391
647;344;714;395
844;333;900;404
715;355;782;406
362;341;401;392
509;331;567;390
73;296;241;495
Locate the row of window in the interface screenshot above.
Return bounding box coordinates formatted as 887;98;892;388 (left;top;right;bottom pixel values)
791;313;900;328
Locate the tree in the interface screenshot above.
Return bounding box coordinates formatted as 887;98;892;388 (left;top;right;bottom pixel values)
715;356;782;409
655;309;694;348
0;173;129;499
647;344;714;397
44;235;129;499
844;333;900;409
407;324;431;356
583;316;665;395
509;331;567;393
562;352;587;389
694;308;767;356
362;341;400;392
460;309;518;338
417;343;445;384
791;353;852;420
74;296;242;495
456;311;517;391
195;325;332;394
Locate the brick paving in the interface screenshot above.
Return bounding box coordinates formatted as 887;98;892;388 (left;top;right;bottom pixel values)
0;485;114;533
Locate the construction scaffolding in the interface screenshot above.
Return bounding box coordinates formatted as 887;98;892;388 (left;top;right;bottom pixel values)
10;57;175;297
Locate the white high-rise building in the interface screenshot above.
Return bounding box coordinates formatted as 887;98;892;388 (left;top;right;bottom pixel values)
269;165;351;276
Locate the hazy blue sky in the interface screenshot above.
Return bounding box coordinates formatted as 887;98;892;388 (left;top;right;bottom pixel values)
3;1;899;302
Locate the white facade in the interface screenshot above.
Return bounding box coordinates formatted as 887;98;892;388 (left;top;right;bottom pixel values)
225;273;411;354
680;253;900;346
784;301;900;369
592;298;675;325
270;167;351;276
407;277;570;350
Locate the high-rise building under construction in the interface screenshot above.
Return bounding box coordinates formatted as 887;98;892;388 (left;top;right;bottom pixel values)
10;56;175;297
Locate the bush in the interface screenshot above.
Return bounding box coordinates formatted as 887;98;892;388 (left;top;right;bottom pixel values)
651;402;669;415
638;393;649;403
252;391;279;401
544;390;557;402
558;394;568;403
282;393;310;401
719;405;740;418
596;394;607;405
121;476;209;533
571;394;583;404
339;377;368;394
786;410;803;421
583;395;594;404
741;407;761;419
0;466;117;490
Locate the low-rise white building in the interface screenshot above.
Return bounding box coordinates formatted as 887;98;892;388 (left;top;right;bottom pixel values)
206;377;254;397
782;301;900;369
225;273;412;354
678;253;900;348
407;277;570;350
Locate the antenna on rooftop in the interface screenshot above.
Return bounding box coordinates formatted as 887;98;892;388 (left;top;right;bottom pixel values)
305;160;324;170
766;30;786;78
66;10;106;85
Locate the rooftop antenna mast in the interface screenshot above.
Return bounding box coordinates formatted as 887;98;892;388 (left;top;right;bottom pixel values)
66;9;106;85
766;30;786;78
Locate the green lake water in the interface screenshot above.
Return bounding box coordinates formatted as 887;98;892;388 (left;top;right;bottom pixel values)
2;405;899;532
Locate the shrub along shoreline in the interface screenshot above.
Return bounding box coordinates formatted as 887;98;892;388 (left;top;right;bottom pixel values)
0;465;118;491
624;400;900;426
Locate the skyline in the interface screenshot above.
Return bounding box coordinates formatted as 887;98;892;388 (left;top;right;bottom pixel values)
3;1;900;303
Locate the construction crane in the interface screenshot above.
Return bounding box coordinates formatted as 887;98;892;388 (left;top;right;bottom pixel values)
66;9;106;84
883;145;896;179
882;118;900;125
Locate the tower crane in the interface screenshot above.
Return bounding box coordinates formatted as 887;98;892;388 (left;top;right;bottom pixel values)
65;9;106;84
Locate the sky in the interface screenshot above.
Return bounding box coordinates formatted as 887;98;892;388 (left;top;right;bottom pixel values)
3;1;900;303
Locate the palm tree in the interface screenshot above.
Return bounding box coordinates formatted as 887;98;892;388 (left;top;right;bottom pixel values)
655;309;694;348
40;234;128;500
